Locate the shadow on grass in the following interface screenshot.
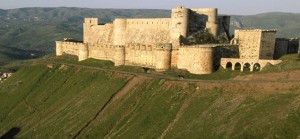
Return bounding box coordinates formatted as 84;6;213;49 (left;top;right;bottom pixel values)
0;127;21;139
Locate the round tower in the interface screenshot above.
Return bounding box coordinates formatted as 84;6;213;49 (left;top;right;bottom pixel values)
197;46;215;74
78;44;89;61
155;43;172;71
170;6;189;48
55;41;63;56
114;45;125;66
205;8;218;37
113;19;127;45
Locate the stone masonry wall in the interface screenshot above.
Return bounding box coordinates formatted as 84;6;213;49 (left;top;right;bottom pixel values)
125;18;171;44
259;31;276;59
88;43;114;61
234;30;261;59
234;29;276;60
178;45;215;74
84;18;114;44
56;41;82;56
125;43;156;68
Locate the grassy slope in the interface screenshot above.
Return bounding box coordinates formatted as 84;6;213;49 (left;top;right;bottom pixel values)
0;54;300;138
0;64;130;138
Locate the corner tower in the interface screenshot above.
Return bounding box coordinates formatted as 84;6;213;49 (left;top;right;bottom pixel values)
170;6;190;48
204;8;218;37
113;19;127;45
83;18;98;43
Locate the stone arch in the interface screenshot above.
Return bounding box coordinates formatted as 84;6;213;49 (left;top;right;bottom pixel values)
253;63;261;71
225;62;232;70
243;63;251;71
234;62;241;71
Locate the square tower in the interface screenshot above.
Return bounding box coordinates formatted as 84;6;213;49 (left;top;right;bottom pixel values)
234;29;277;59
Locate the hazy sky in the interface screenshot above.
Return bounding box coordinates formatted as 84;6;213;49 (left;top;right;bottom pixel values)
0;0;300;15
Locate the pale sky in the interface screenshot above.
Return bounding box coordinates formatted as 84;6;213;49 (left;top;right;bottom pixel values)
0;0;300;15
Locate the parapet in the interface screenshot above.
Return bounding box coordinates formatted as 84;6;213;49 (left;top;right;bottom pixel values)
84;18;98;25
113;18;127;26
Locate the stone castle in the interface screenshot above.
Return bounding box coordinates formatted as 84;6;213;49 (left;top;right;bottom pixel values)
55;6;299;74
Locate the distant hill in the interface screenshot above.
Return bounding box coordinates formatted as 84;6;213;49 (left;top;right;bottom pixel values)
0;7;170;64
0;7;299;64
230;12;300;38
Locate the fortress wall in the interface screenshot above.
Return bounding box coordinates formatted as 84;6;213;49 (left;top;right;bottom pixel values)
178;45;215;74
84;18;114;44
125;43;156;68
259;31;276;59
234;30;262;59
122;18;171;44
88;43;114;61
56;41;83;56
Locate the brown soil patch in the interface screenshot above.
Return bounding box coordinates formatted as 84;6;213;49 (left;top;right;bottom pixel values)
112;75;148;101
233;70;300;81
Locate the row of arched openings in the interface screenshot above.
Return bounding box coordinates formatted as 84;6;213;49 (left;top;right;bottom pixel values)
226;62;261;71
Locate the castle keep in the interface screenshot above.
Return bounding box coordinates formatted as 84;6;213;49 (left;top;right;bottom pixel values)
56;6;293;74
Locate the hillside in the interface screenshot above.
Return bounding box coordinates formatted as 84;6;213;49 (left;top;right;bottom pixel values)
1;54;300;138
0;7;170;64
230;12;300;37
0;7;300;65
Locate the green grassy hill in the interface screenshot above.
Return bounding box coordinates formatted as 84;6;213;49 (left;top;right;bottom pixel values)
0;55;300;138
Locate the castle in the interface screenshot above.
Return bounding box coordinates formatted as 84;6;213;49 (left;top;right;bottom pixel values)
55;6;298;74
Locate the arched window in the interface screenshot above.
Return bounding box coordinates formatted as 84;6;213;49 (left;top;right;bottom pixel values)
243;63;251;71
226;62;232;70
253;63;261;71
234;63;241;70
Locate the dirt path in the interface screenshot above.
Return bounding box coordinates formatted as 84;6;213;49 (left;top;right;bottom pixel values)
41;60;300;83
159;97;190;139
233;70;300;81
112;75;148;101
